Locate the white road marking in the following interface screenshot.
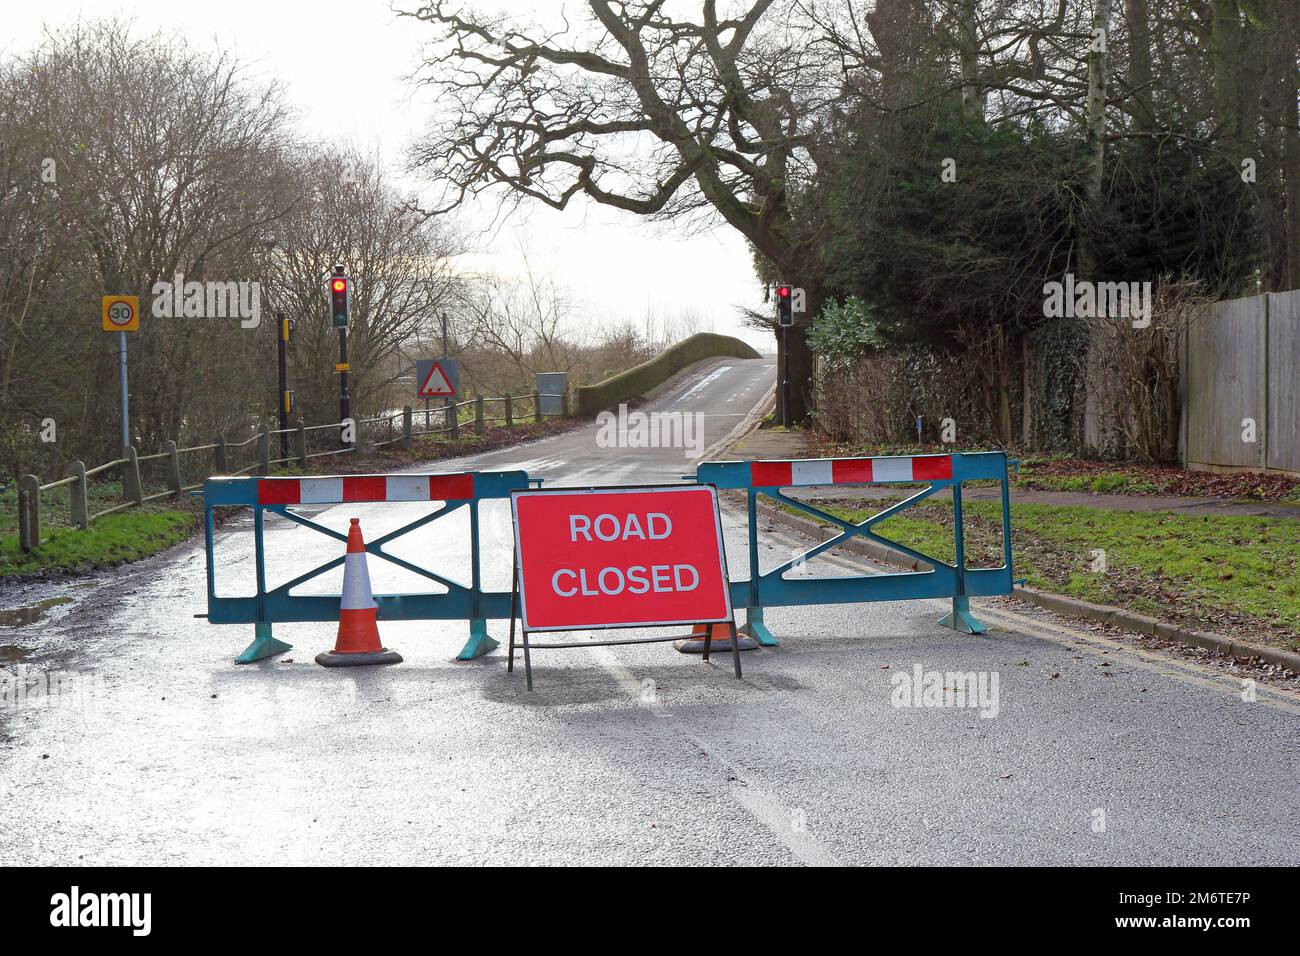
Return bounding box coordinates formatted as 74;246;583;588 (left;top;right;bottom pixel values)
677;365;732;401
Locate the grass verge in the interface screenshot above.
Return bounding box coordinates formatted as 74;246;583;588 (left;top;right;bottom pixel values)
802;497;1300;652
0;508;195;577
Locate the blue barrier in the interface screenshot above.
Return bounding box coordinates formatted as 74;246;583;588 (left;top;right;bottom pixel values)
691;451;1014;644
201;470;532;663
200;454;1013;667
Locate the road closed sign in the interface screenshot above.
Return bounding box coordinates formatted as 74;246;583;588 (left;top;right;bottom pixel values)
511;485;732;631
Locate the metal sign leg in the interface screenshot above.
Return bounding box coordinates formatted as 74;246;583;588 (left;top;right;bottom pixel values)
728;621;743;678
522;629;534;692
507;558;519;673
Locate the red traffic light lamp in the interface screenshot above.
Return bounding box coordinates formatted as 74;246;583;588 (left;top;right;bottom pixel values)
330;266;349;328
776;283;793;326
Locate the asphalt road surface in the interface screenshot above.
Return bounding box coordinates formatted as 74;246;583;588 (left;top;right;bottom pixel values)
2;356;1297;865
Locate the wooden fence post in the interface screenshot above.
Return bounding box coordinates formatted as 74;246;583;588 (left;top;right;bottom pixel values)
165;440;182;497
257;427;271;476
561;390;570;418
449;403;459;439
18;474;39;552
403;406;413;448
68;460;88;530
123;446;143;505
475;396;485;435
534;391;543;423
504;394;513;427
295;420;307;467
215;434;228;474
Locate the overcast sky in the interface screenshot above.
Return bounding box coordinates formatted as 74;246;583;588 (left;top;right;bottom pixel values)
9;0;774;351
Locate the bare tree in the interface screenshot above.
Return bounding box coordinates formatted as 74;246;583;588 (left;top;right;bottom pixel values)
402;0;841;422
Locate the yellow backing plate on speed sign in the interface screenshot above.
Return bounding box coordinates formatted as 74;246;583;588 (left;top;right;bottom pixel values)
102;295;140;332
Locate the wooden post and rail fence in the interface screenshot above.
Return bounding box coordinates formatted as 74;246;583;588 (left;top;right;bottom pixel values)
15;390;571;552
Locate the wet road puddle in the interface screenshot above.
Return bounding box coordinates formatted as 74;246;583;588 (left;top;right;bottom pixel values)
0;596;73;628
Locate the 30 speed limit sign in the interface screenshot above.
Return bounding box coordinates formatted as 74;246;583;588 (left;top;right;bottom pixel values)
101;295;140;332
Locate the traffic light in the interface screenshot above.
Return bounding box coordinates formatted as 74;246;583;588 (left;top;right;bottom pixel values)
330;265;349;328
776;283;792;326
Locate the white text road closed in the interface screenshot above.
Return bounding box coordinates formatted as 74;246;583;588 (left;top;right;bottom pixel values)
511;485;732;630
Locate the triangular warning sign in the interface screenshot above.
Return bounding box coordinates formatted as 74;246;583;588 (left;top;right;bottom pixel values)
418;362;456;397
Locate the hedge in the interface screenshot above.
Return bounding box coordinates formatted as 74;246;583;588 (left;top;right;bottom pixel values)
576;333;762;416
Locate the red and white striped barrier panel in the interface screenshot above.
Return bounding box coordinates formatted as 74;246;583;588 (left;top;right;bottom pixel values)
256;473;475;505
747;454;953;487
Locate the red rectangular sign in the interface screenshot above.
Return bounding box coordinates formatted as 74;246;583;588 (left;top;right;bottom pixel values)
511;485;733;631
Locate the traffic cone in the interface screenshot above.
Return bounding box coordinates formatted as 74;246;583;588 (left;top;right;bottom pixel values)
673;622;758;654
315;518;403;667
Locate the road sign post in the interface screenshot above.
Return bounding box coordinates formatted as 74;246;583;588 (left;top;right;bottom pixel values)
119;332;129;450
102;295;140;449
508;484;740;689
441;312;451;437
277;313;292;458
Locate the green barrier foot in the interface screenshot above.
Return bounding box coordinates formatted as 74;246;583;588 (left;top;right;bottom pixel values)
740;607;780;646
938;598;987;635
456;619;500;660
235;623;293;664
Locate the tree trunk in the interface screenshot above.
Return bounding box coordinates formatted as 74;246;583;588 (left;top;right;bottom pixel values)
1124;0;1154;131
773;321;815;426
1286;89;1300;290
1080;0;1113;451
956;0;985;121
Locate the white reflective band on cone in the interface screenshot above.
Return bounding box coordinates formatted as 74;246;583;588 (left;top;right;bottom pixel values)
340;552;377;610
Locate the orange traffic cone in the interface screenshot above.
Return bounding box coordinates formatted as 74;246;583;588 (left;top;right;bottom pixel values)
315;518;403;667
673;622;758;654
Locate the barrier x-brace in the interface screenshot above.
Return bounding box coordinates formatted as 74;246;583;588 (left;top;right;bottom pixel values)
200;471;531;663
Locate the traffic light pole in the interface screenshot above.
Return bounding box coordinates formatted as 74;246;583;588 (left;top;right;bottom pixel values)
339;327;350;446
329;265;351;446
781;323;790;429
441;311;451;431
276;313;289;459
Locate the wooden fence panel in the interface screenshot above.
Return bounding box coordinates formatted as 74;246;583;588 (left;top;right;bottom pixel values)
1184;295;1266;470
1266;291;1300;473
